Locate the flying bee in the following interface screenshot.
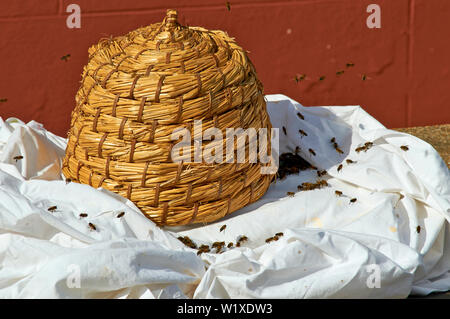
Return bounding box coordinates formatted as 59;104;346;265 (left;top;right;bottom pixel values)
79;213;88;218
335;190;343;197
309;149;316;156
400;145;409;151
297;112;305;120
299;129;308;137
282;126;287;135
13;155;23;162
346;159;356;164
88;222;97;231
117;211;125;218
337;164;343;172
219;224;227;232
416;225;421;233
61;54;71;62
350;198;357;203
48;206;57;212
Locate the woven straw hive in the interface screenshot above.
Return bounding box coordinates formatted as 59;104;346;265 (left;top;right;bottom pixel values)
62;9;275;226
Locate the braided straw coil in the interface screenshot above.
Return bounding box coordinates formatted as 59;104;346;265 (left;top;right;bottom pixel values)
62;9;275;226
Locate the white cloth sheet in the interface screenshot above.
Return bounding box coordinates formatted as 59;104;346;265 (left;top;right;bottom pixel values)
0;94;448;298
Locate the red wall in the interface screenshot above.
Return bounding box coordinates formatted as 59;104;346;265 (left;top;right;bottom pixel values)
1;0;449;137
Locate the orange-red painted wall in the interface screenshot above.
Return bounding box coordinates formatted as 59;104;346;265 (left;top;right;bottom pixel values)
1;0;449;137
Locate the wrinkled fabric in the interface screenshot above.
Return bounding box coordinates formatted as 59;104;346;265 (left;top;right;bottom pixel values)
0;95;448;298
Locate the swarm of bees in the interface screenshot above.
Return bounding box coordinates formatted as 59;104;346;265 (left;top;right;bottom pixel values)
277;152;312;180
355;141;374;153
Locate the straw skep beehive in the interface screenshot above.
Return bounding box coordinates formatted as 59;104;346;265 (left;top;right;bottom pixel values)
62;9;275;226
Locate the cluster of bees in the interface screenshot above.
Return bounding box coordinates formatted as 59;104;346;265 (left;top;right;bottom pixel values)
47;205;125;232
297;179;328;191
177;225;287;255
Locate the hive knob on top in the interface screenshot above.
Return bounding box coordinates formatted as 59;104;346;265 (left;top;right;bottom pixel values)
63;9;275;226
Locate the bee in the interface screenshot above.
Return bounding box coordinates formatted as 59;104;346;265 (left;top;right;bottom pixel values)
177;236;197;249
317;180;329;187
219;224;227;232
272;235;279;241
287;191;295;197
79;213;88;218
310;165;318;170
297;185;303;191
346;159;356;164
400;145;409;151
48;206;57;212
236;242;241;247
275;232;284;237
364;142;373;148
117;211;125;218
299;129;308;137
88;222;97;231
355;146;365;153
330;137;336;143
238;236;248;243
0;98;7;103
337;164;343;172
65;178;72;184
61;54;71;62
294;146;301;155
362;74;367;81
350;198;357;203
335;190;343;197
299;74;306;80
297;112;305;120
226;1;231;11
346;63;355;68
416;225;421;233
308;148;316;156
13;155;23;162
317;170;327;177
282;126;287;135
336;70;345;76
335;146;344;154
197;244;211;255
265;237;274;243
319;76;325;81
113;185;122;189
227;242;234;248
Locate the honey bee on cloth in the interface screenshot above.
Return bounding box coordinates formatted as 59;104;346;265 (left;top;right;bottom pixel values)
13;155;23;162
61;54;71;62
400;145;409;151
